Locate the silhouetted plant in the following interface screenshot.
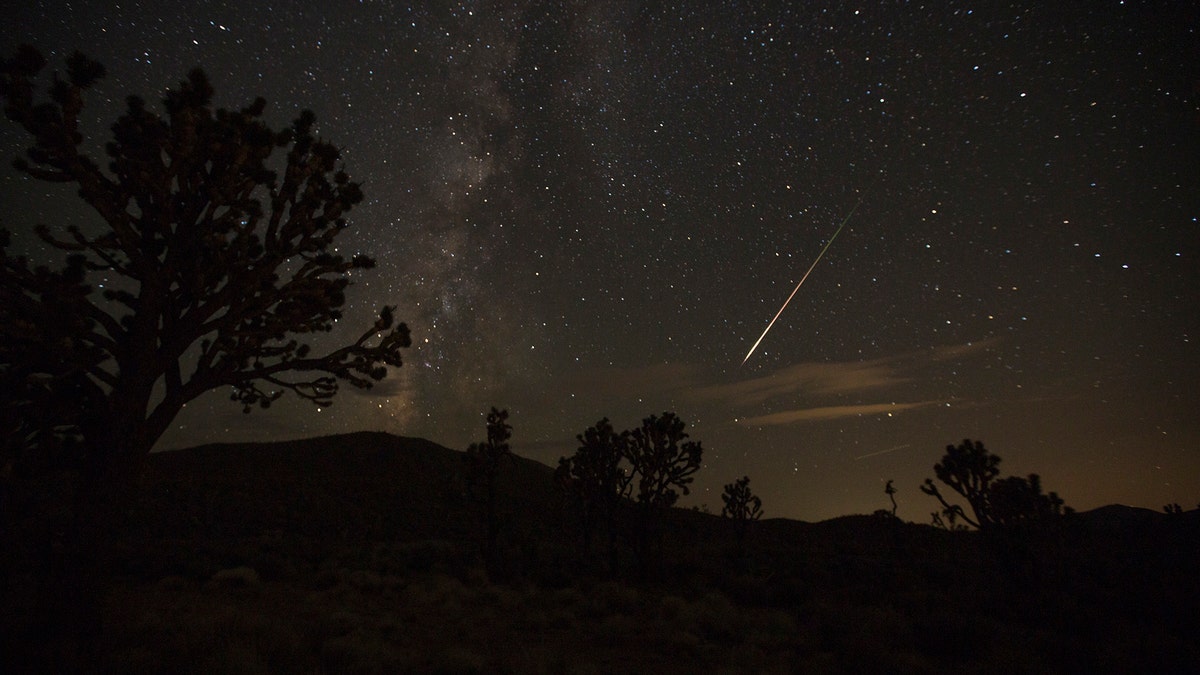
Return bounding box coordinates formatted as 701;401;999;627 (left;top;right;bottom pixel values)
721;475;762;571
0;46;410;479
1164;503;1184;516
989;473;1070;527
553;411;705;577
621;412;703;575
920;440;999;530
623;412;703;510
921;439;1069;530
0;47;410;665
721;475;763;544
464;407;513;571
885;479;898;518
555;417;629;575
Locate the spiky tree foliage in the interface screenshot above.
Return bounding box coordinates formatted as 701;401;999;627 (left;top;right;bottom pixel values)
989;474;1070;527
721;475;763;547
622;411;703;574
464;407;513;570
921;439;1069;530
623;412;703;510
555;417;629;574
920;439;1002;530
554;412;705;577
721;475;763;523
0;47;410;481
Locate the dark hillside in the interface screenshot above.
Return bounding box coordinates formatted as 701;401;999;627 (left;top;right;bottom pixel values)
136;431;560;538
114;432;564;580
57;433;1198;673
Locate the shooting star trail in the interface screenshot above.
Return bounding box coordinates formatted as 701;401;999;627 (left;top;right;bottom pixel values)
741;196;865;366
854;443;911;461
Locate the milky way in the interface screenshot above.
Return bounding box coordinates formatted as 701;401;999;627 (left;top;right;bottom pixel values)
2;1;1197;521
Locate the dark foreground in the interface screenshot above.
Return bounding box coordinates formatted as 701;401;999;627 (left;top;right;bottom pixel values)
3;433;1197;673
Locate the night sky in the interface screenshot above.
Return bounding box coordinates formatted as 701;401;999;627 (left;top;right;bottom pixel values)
3;1;1197;522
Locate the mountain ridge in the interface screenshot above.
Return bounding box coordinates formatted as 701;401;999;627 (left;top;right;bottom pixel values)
146;431;1184;529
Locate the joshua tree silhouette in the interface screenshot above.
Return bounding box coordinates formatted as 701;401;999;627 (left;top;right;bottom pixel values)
921;439;1069;530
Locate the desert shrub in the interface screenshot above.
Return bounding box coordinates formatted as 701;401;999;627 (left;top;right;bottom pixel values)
665;627;702;651
552;585;586;610
399;574;470;614
209;566;260;589
911;606;998;664
678;591;742;642
316;610;364;639
805;601;926;674
344;569;384;593
421;646;489;674
319;629;405;675
120;601;309;675
581;580;643;617
657;594;689;621
749;608;801;648
597;612;643;642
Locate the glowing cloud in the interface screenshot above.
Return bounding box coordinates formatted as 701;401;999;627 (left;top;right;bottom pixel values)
736;400;942;426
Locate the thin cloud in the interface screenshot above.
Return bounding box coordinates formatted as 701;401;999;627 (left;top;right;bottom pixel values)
692;358;904;405
926;336;1004;362
737;400;942;426
693;337;1001;408
519;338;996;430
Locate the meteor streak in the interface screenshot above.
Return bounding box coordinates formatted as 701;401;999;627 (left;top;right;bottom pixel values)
855;443;912;461
741;196;864;366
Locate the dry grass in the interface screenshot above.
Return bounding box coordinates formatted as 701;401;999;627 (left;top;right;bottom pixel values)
98;561;829;674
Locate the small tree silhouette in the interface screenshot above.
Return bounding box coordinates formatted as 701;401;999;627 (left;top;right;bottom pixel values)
721;475;763;570
623;412;703;510
885;479;898;518
989;473;1070;527
721;476;763;540
555;417;629;575
621;412;703;576
464;407;513;572
921;439;1069;530
920;439;1000;530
